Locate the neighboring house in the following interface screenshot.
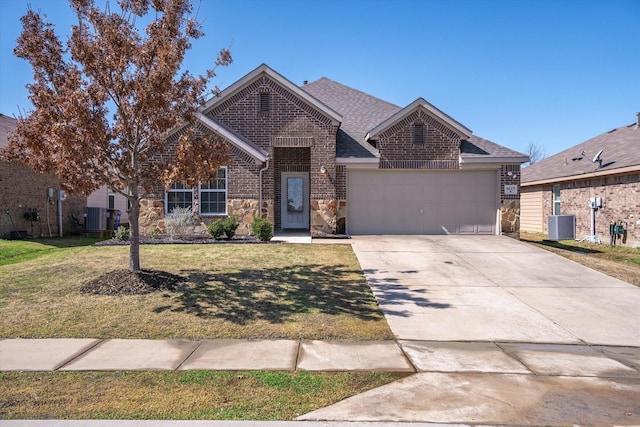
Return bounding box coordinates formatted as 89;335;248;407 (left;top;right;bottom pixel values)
521;114;640;247
0;113;86;238
87;185;130;227
139;64;528;237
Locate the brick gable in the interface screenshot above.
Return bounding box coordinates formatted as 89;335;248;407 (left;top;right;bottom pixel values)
377;110;461;169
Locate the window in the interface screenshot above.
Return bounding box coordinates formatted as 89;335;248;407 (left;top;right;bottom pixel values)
166;183;193;214
199;167;227;215
259;92;270;113
107;190;115;210
553;185;561;215
413;122;425;144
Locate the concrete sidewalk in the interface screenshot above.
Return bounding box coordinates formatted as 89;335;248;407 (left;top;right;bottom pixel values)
3;337;640;424
2;338;640;377
0;422;452;427
0;338;414;372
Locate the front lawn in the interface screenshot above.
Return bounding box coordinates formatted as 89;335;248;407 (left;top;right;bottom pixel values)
0;239;393;340
0;371;407;420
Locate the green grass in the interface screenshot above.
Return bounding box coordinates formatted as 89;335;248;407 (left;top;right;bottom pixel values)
0;371;408;420
0;238;394;339
0;237;106;266
0;237;401;420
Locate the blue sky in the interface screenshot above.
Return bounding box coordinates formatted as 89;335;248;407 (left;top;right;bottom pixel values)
1;0;638;157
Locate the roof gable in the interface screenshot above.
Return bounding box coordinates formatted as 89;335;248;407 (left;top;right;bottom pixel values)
201;64;342;126
522;121;640;184
365;98;472;141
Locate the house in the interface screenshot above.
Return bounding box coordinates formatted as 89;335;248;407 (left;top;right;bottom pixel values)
139;64;528;237
521;114;640;246
87;186;130;227
0;113;86;238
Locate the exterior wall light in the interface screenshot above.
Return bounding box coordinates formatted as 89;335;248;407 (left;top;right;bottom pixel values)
320;165;327;174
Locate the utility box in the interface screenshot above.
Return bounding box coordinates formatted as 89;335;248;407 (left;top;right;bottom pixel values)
548;215;575;241
84;207;109;231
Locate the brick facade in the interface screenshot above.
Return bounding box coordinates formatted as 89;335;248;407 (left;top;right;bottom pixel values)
377;110;461;169
139;73;339;236
538;172;639;246
0;160;86;238
137;67;524;238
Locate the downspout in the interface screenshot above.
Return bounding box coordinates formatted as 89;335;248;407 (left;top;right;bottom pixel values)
57;190;64;237
258;156;270;218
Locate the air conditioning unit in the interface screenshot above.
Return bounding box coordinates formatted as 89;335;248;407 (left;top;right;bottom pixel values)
84;207;109;231
548;215;575;241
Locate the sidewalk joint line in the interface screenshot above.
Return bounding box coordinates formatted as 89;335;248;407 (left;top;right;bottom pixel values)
395;340;418;373
174;340;203;371
293;339;302;371
54;339;105;371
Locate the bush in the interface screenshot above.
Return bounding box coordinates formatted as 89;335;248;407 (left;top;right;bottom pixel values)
164;206;194;238
114;225;129;241
251;216;273;242
207;219;226;239
223;215;238;239
208;216;238;239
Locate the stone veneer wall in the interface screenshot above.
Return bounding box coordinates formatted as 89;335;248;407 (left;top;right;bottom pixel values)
311;199;337;236
501;164;522;234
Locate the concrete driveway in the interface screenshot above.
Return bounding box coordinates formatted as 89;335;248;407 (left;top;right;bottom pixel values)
299;235;640;425
350;235;640;346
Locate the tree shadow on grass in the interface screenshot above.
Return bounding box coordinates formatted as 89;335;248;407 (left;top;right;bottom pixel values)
153;264;384;324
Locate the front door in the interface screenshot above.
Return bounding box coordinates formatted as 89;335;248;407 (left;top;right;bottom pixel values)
281;172;309;229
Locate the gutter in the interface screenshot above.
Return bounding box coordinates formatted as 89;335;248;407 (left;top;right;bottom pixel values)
258;157;270;217
521;164;640;187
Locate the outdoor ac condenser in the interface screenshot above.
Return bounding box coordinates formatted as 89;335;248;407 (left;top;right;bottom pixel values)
548;215;576;241
84;207;109;231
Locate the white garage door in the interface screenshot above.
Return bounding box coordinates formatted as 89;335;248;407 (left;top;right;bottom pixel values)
347;170;498;235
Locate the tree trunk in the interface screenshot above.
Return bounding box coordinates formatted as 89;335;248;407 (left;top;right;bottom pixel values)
128;197;141;272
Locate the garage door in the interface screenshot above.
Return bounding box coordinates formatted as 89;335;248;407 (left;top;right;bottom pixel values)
347;170;498;235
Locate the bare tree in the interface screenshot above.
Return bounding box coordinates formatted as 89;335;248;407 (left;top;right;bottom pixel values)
525;143;547;166
1;0;231;272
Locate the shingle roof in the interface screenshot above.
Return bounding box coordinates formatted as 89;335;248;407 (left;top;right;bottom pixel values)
461;135;529;160
301;77;526;162
522;121;640;184
302;78;400;158
0;113;17;149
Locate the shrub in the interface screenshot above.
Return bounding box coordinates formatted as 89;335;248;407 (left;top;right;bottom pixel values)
223;215;239;239
114;225;130;241
207;219;226;239
150;226;160;239
251;216;273;242
164;206;194;238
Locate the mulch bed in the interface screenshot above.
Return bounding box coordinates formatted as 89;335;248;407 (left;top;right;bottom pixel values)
80;269;187;295
93;235;261;246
